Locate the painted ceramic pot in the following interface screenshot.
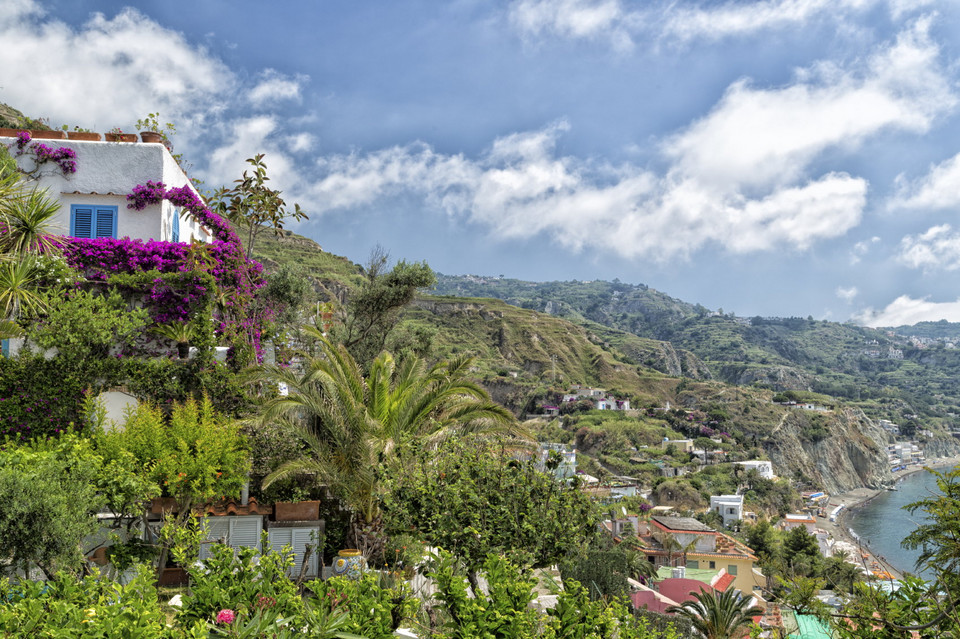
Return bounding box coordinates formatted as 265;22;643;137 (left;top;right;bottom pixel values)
333;549;366;579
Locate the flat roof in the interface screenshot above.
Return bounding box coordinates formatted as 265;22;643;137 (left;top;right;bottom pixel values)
652;516;715;533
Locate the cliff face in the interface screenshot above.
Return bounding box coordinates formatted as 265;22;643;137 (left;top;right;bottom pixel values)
764;408;893;494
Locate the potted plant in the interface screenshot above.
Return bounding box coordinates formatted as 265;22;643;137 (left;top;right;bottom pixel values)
62;125;101;141
151;321;195;359
136;112;174;146
273;485;321;521
105;127;137;142
384;534;426;580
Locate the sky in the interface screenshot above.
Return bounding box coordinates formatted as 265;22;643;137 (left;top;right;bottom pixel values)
6;0;960;327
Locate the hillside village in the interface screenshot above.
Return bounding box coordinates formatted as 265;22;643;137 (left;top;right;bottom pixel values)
0;120;958;638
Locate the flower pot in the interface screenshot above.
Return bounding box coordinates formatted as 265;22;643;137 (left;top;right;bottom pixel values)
140;131;164;144
67;131;102;141
177;342;190;359
29;129;66;140
158;566;189;586
333;549;366;579
274;500;320;521
149;497;178;514
105;133;138;143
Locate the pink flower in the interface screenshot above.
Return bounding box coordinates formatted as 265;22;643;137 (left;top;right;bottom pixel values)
215;609;236;624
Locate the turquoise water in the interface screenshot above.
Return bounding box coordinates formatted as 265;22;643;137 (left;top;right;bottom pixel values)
846;468;950;579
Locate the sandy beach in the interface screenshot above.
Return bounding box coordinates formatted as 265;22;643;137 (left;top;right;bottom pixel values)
813;456;960;581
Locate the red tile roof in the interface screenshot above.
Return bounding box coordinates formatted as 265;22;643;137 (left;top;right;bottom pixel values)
713;573;736;592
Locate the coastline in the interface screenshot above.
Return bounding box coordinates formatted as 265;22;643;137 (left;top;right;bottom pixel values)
813;456;960;581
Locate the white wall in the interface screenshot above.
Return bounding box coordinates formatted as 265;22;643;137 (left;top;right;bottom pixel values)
2;136;209;244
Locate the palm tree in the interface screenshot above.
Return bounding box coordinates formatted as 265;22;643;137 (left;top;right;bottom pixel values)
666;588;764;639
0;186;63;257
0;258;46;320
624;547;659;583
256;327;519;554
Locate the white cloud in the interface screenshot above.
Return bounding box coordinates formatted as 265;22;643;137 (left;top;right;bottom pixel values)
663;0;878;43
664;18;953;190
508;0;899;48
898;224;960;271
836;286;859;301
855;295;960;327
0;2;232;130
287;133;316;153
889;152;960;210
298;23;947;260
850;236;880;264
248;70;306;108
508;0;634;50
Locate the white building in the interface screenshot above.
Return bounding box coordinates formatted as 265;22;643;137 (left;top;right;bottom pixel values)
2;131;210;244
734;460;774;480
710;494;744;528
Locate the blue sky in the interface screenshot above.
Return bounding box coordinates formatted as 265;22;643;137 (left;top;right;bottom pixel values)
6;0;960;326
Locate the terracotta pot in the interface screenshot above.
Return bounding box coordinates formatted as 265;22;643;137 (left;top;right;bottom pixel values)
274;500;321;521
149;497;178;514
158;566;189;586
29;130;66;140
67;131;102;141
105;133;138;143
140;131;164;144
333;549;366;579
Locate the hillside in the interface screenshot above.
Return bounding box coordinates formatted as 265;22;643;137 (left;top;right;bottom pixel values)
431;274;960;439
250;231;954;495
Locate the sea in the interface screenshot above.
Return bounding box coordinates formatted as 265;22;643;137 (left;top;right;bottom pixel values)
846;466;954;579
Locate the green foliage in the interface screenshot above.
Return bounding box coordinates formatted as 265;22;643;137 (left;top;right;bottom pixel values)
211;154;307;260
427;551;542;638
667;588;763;639
179;539;303;626
833;576;948;639
104;398;249;506
383;439;597;573
559;544;631;601
0;566;169;637
0;435;104;576
27;288;149;365
332;248;436;368
0;351;90;439
425;550;676;638
310;573;418;638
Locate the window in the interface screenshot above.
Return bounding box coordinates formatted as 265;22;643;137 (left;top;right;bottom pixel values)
728;507;736;514
686;560;699;569
708;561;716;569
1;339;8;358
728;564;737;575
70;205;117;239
171;209;180;242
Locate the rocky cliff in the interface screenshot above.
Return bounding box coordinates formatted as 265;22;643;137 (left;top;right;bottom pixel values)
764;408;893;494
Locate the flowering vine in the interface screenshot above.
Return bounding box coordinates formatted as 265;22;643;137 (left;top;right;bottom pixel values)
8;130;77;176
58;180;273;362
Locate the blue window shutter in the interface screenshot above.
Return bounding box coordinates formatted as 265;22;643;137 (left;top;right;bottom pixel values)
94;207;117;238
1;339;8;358
71;206;93;238
172;212;180;242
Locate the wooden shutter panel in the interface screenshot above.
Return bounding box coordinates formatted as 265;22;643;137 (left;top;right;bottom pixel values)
94;208;116;238
229;517;262;551
72;207;93;238
199;518;231;561
292;529;319;578
172;213;180;242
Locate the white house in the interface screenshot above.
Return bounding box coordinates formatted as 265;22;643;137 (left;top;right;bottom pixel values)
2;131;211;245
734;460;774;480
709;494;744;528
